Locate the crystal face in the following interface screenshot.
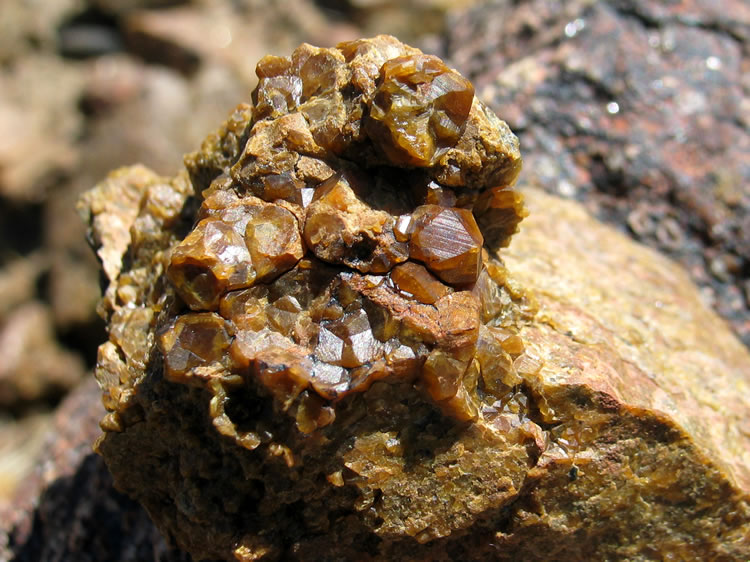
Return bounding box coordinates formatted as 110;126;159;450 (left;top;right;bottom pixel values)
167;218;255;310
409;205;484;285
160;312;232;383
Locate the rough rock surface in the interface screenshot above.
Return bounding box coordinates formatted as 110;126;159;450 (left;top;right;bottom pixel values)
442;0;750;348
76;35;750;560
500;189;750;559
1;378;189;562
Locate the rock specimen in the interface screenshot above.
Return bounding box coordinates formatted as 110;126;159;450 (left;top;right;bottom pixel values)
80;35;750;560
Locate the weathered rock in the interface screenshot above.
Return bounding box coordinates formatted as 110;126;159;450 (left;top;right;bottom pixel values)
79;35;750;561
498;187;750;559
0;378;189;562
443;0;750;347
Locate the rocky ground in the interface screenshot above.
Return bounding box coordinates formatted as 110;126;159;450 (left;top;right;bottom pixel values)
0;0;747;559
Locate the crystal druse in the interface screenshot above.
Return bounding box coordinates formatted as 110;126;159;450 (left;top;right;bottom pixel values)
80;36;750;560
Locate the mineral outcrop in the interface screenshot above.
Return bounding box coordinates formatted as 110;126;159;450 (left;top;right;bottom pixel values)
80;35;750;560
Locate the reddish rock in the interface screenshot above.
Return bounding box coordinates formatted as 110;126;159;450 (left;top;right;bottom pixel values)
443;0;750;346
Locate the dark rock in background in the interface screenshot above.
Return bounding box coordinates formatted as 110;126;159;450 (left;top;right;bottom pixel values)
1;378;190;561
442;0;750;346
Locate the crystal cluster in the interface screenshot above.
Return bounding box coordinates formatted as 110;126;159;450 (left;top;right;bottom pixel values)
82;35;529;559
151;36;525;437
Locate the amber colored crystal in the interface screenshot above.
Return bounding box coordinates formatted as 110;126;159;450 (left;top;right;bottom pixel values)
303;173;407;273
474;185;529;249
219;289;267;332
438;357;481;422
259;173;306;204
390;262;451;304
476;325;519;396
500;333;525;356
393;214;414;242
266;295;304;338
295;391;336;434
421;348;467;401
167;218;255;311
409;205;483;285
367;54;474;166
253;57;302;119
158;312;232;383
245;204;304;282
315;308;384;368
309;361;351;400
384;344;421;376
414;180;458;207
230;327;289;369
253;347;314;409
299;51;344;99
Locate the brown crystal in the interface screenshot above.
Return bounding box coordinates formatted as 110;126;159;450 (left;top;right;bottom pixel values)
366;54;474;167
409;205;484;285
303;172;408;273
253;55;302;119
390;261;451;304
421;348;467;401
315;308;384;368
245;204;304;282
167;218;255;311
474;185;529;249
158;312;232;384
476;325;520;396
218;288;266;332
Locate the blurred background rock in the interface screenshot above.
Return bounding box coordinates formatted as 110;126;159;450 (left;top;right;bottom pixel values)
0;0;747;558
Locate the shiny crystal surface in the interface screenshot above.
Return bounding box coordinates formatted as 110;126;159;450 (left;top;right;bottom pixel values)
367;54;475;166
167;218;255;310
154;36;525;430
159;312;232;383
409;205;484;285
390;261;451;304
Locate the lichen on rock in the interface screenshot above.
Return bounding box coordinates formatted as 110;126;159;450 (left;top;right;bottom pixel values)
80;35;750;561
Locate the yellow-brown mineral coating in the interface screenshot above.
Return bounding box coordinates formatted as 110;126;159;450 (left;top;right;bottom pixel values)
79;35;750;561
493;188;750;558
505;189;750;491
